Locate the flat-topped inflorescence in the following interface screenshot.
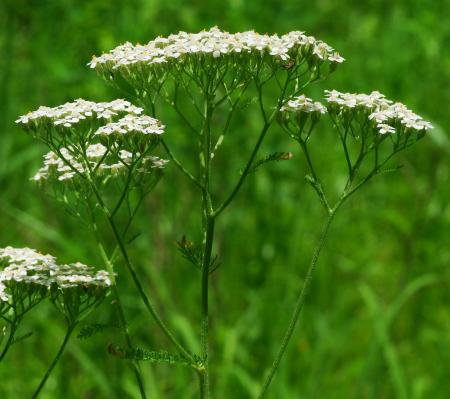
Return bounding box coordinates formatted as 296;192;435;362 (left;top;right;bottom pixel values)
324;90;433;135
16;99;165;166
50;262;111;289
89;27;344;89
280;95;327;115
324;90;391;110
90;26;344;67
32;143;168;183
279;95;327;135
280;90;433;139
16;98;143;130
95;114;165;140
0;246;110;308
0;246;57;269
0;247;59;301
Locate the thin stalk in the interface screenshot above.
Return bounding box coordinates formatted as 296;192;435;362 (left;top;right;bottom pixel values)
161;139;203;190
197;367;207;399
32;324;75;399
214;122;270;217
87;179;194;363
107;214;195;363
0;321;17;362
96;240;147;399
200;216;215;399
256;204;341;399
214;72;292;217
199;91;215;398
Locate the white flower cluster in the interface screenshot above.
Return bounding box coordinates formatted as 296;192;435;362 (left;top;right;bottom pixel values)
280;95;327;114
16;99;143;129
52;262;111;289
32;143;168;182
32;146;91;182
368;102;433;132
0;247;111;302
324;90;433;134
138;156;169;172
95;114;165;138
89;26;344;71
325;90;389;110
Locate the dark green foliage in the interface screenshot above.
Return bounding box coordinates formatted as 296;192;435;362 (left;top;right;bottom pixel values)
77;322;122;340
177;236;221;273
108;345;202;367
176;236;203;269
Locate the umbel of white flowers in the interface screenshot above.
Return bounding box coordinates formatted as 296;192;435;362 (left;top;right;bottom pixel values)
15;98;164;138
15;99;169;182
32;144;168;182
15;99;143;129
0;246;111;303
280;91;433;135
88;26;344;76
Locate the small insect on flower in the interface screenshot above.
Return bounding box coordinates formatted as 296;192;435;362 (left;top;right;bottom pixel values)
281;59;296;70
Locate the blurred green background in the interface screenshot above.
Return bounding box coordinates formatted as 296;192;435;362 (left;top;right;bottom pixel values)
1;0;449;398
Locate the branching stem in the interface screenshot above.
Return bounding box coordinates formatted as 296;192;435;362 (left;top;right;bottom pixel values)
0;320;17;362
256;164;382;397
95;238;147;399
32;323;75;399
87;178;194;363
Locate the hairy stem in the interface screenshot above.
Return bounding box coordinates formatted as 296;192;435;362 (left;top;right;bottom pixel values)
256;205;341;399
32;324;75;399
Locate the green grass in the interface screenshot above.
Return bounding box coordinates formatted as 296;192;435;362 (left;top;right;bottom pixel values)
1;0;449;398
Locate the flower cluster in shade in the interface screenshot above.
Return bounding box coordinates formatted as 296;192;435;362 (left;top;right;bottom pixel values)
280;91;433;136
95;114;164;139
280;95;327;115
88;26;344;72
324;90;433;134
0;247;111;302
15;99;143;129
32;143;168;182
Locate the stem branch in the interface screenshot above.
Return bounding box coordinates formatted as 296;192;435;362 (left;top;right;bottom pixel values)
32;324;75;399
256;205;340;399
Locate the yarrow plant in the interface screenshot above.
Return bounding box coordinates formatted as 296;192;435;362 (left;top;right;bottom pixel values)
0;247;110;397
6;27;432;398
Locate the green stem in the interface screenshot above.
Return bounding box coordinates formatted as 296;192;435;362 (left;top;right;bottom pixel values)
96;240;147;399
197;91;215;398
87;179;193;363
0;321;17;362
32;324;75;399
161;139;203;190
214;122;270;217
200;216;215;399
256;205;341;399
106;214;194;363
214;72;292;218
197;369;206;399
